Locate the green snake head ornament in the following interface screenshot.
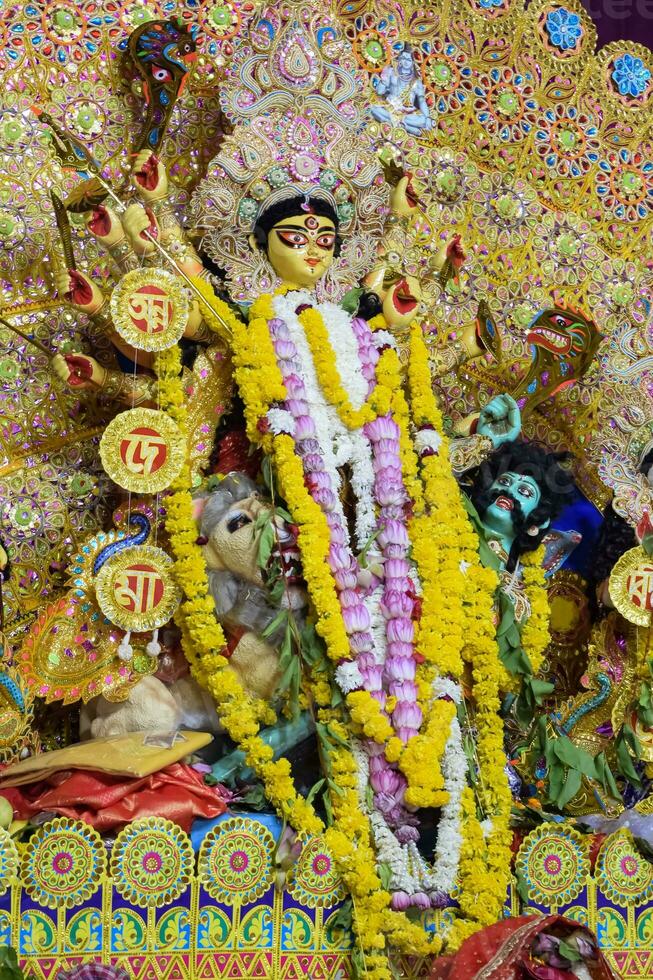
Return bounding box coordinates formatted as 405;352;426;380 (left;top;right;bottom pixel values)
511;303;602;418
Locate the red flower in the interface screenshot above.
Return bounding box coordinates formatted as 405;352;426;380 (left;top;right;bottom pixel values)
636;510;653;555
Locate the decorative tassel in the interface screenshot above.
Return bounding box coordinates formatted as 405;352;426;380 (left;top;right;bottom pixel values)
146;628;162;658
117;631;133;661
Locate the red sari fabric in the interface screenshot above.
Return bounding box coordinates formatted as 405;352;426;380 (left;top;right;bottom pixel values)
430;916;618;980
1;762;227;832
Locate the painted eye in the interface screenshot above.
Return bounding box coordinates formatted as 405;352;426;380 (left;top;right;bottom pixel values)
315;232;335;249
518;484;534;498
552;314;571;329
498;476;511;486
226;511;252;533
276;230;308;248
152;67;172;82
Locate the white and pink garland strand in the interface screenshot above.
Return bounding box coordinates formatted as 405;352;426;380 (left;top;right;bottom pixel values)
266;297;420;842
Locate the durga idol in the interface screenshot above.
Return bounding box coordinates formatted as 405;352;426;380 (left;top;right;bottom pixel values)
52;68;509;915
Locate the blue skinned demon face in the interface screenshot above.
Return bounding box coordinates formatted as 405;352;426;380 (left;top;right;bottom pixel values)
484;471;541;536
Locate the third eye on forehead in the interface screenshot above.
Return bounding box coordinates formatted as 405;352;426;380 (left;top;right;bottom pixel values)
273;219;334;233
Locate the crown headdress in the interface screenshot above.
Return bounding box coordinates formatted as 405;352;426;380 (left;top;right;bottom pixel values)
191;1;389;302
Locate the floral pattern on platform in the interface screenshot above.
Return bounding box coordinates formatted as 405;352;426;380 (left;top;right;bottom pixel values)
22;817;106;909
0;827;19;898
596;830;653;907
198;817;275;906
286;837;346;910
111;817;193;909
516;823;589;906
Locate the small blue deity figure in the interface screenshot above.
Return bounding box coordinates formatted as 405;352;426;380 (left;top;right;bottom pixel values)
370;45;432;136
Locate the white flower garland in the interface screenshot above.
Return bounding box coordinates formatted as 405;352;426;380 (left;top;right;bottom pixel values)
271;292;466;900
428;715;466;894
273;293;380;556
319;299;369;409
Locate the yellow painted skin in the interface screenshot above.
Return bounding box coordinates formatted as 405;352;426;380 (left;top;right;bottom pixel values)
250;212;337;289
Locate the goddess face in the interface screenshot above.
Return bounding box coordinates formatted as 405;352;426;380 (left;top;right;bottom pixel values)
253;212;337;289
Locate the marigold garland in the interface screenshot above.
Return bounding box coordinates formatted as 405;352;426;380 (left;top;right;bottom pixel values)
406;321;513;929
520;545;550;677
154;292;440;976
271;434;351;663
297;306;390;430
155;339;322;837
175;280;515;966
192;276;285;448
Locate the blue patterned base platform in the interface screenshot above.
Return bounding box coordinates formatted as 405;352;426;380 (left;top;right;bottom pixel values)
0;816;652;978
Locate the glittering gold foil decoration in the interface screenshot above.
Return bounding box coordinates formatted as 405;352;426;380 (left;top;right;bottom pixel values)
110;268;189;352
99;408;186;493
609;547;653;627
94;545;181;633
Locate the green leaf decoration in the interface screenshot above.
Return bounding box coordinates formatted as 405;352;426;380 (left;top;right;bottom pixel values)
514;868;531;905
0;946;24;980
556;767;582;810
594;752;620;800
552;736;598;779
558;939;583;963
616;724;642;786
340;287;364;314
378;862;393;890
256;522;276;570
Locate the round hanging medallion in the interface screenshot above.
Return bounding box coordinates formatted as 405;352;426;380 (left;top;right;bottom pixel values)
609;546;653;626
99;408;186;494
110;267;189;352
94;544;181;633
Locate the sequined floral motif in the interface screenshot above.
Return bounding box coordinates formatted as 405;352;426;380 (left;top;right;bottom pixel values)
20;0;117;66
199;0;255;59
532;212;602;286
516;823;589;906
596;145;653;223
544;8;582;51
22;817;106;909
473;0;510;14
595;829;653;906
111;817;193;909
472;172;542;248
534;104;600;179
198;817;275;906
0;827;20;898
473;66;539;143
419;40;473;115
286;836;346;909
611;53;652;99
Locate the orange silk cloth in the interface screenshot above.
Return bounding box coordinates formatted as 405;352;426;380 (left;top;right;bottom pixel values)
1;763;227;833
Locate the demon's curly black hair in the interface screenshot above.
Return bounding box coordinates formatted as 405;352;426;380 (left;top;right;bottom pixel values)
469;440;575;571
252;194;342;258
